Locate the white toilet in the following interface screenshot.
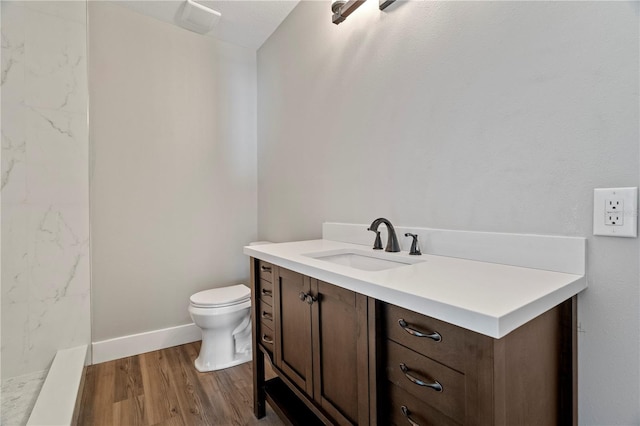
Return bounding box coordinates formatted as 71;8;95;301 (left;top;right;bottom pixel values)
188;284;252;372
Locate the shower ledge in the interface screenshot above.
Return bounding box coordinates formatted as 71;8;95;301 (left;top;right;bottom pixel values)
26;345;88;426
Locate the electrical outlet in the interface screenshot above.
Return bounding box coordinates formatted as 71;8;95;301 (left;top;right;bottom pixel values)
605;199;623;213
593;187;638;237
604;212;623;226
604;198;624;225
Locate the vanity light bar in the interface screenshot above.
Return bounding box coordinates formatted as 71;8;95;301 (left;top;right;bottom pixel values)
331;0;397;25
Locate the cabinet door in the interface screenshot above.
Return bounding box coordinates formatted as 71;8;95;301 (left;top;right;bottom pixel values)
274;267;314;395
311;280;369;425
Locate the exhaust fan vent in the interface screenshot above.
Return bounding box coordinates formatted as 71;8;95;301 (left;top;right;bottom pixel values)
179;0;221;34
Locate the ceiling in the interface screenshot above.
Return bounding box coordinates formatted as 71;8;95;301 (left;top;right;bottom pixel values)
114;0;300;50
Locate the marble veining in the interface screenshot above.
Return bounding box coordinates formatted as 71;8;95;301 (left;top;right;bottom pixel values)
1;32;24;86
1;0;90;380
23;3;87;114
0;106;27;202
29;106;75;138
1;132;26;191
1;2;25;102
1;370;47;426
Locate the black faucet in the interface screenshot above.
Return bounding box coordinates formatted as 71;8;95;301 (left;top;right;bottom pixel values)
404;233;422;256
367;218;401;252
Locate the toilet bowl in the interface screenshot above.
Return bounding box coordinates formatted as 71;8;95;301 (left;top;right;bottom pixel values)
189;284;252;372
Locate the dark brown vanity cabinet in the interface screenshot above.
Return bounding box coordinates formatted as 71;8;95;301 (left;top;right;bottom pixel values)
380;301;576;426
273;267;314;394
252;260;370;425
309;279;369;425
255;260;275;357
250;258;576;426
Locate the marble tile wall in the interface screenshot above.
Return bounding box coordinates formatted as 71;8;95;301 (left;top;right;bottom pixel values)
0;370;46;425
1;1;90;379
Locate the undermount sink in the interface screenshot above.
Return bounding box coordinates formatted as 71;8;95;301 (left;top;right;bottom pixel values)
303;249;425;272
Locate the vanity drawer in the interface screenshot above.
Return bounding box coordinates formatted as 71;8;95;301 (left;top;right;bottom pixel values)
258;261;274;282
383;303;469;372
386;340;465;424
258;279;273;305
259;299;274;329
387;381;460;426
260;323;275;355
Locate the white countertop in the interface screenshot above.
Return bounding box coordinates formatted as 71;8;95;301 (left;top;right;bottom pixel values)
244;239;586;339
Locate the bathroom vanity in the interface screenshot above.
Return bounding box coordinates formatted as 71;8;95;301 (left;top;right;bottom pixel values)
245;229;585;426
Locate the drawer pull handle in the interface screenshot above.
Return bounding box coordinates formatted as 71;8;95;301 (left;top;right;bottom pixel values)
262;334;274;344
399;363;443;392
261;288;273;296
261;311;273;320
299;291;307;301
401;406;420;426
260;265;272;272
398;319;442;342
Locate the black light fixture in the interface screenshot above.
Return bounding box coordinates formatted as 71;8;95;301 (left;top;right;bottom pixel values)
331;0;396;25
379;0;396;9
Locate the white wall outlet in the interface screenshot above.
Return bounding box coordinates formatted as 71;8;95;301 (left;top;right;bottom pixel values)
593;187;638;237
604;210;623;226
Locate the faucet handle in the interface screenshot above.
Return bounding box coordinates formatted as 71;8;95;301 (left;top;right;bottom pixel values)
404;233;422;256
368;228;383;250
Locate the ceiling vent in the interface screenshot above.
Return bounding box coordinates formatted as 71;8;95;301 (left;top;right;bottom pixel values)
178;0;221;34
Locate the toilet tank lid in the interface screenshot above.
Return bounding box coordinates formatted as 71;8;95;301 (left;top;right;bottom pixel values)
190;284;250;307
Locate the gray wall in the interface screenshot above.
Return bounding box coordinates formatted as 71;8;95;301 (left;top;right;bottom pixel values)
1;1;91;379
89;2;257;341
257;1;639;424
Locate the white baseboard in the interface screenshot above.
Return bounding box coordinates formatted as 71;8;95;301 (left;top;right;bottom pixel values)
92;323;201;364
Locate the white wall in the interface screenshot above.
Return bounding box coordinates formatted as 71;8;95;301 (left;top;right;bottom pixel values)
257;1;639;424
89;2;257;342
1;1;91;378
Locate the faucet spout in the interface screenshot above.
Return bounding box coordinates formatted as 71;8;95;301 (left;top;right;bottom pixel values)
368;218;401;252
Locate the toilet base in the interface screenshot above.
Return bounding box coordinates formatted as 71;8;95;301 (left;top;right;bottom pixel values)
194;351;252;372
192;310;253;372
188;295;252;373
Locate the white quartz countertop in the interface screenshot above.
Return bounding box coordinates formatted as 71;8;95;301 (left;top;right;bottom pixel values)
244;239;586;339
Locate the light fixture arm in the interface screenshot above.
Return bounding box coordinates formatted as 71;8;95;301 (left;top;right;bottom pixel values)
331;0;397;25
379;0;396;10
332;0;366;25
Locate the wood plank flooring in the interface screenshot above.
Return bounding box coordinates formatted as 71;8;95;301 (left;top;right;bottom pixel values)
78;342;284;426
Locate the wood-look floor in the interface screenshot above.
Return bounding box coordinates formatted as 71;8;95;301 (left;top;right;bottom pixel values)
78;342;284;426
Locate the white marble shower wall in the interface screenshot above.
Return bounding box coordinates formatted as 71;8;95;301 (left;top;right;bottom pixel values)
1;1;90;379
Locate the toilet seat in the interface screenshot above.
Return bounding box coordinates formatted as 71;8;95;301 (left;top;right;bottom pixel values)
188;283;253;372
190;284;250;308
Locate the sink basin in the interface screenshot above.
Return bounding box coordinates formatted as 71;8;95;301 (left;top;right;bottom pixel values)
303;249;425;272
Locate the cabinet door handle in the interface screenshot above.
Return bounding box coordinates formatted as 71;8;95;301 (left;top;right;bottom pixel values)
298;292;317;305
401;406;420;426
261;311;273;320
260;265;272;272
261;288;272;296
399;363;443;392
262;334;274;344
398;319;442;342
